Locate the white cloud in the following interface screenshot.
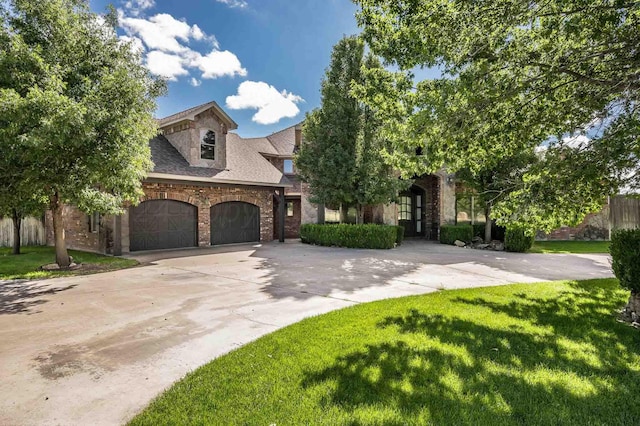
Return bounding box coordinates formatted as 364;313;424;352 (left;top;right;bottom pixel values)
146;51;189;80
189;50;247;79
118;10;248;81
190;77;202;87
563;134;590;149
120;13;202;53
215;0;249;9
226;81;304;124
119;35;145;55
123;0;155;16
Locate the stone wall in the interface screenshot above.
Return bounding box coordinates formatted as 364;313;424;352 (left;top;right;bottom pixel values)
163;109;227;170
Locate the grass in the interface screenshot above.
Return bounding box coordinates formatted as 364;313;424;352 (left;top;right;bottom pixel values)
131;278;640;426
530;240;610;254
0;246;138;280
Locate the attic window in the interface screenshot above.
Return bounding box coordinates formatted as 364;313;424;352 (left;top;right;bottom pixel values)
201;130;215;160
284;159;294;174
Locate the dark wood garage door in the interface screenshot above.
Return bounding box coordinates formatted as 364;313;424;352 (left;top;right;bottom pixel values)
129;200;197;251
210;202;260;245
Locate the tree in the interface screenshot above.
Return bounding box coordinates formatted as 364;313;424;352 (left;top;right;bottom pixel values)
353;0;639;230
0;0;164;266
296;36;403;222
456;151;538;242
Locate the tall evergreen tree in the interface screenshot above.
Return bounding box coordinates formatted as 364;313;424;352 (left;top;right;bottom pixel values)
296;36;403;222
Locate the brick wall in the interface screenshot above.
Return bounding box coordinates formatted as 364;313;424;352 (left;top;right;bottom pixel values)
45;206;112;254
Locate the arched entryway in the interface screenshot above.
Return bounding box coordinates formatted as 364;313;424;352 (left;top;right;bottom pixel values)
129;199;198;251
210;201;260;245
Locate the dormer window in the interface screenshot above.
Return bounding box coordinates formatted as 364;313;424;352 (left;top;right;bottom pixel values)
201;130;215;160
284;159;294;174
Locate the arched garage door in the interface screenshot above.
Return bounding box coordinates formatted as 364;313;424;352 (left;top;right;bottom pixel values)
129;200;197;251
210;202;260;245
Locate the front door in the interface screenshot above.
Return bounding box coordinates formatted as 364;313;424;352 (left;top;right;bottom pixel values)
398;187;425;238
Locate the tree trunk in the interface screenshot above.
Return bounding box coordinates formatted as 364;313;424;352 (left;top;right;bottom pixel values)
356;204;365;224
484;202;492;242
627;291;640;322
50;192;70;268
339;203;348;224
11;208;21;255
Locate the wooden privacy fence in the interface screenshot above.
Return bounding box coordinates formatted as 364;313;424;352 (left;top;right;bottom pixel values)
0;216;46;247
610;196;640;230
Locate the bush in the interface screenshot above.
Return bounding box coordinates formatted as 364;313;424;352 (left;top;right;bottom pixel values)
504;228;535;252
440;225;473;245
472;222;506;242
395;225;404;246
300;224;397;249
610;228;640;294
472;223;485;239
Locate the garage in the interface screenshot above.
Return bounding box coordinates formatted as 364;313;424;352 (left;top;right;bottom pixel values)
129;200;197;251
210;201;260;245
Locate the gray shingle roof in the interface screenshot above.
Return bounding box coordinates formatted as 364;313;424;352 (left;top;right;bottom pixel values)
266;125;297;156
149;134;290;187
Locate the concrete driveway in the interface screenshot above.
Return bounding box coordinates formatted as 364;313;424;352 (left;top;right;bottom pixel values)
0;240;613;425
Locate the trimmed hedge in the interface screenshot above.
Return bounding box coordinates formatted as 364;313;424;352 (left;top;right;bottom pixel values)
610;228;640;294
395;225;404;246
504;228;535;252
440;225;473;245
300;224;397;249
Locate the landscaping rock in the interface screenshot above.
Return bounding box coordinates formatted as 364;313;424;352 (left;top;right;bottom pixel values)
41;263;61;271
477;243;490;249
472;236;484;243
489;241;505;251
454;240;466;247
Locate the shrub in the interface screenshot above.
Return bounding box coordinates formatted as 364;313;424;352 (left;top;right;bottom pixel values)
395;225;404;246
472;223;485;239
504;228;535;252
610;229;640;294
440;225;473;245
473;222;506;242
300;224;397;249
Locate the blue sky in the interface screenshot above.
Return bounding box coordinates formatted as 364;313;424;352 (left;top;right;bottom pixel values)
88;0;362;137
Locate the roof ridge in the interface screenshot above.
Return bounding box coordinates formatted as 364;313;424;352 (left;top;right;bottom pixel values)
157;101;216;122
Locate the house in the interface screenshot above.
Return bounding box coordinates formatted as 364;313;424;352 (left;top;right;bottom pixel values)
42;101;457;254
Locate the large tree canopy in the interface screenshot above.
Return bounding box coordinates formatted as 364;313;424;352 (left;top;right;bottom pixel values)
354;0;639;231
0;0;164;265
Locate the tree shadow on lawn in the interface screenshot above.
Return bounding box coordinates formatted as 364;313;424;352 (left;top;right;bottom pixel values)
302;281;640;425
0;280;76;315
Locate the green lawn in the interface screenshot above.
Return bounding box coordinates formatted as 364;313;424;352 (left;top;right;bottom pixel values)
0;246;138;280
530;240;610;254
131;278;640;426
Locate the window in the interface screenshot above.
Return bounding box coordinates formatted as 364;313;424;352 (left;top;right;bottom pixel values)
88;212;100;233
398;196;412;221
324;207;340;223
201;130;215;160
286;202;294;217
284;159;294;174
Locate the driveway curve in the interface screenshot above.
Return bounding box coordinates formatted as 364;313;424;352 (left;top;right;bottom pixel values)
0;240;613;425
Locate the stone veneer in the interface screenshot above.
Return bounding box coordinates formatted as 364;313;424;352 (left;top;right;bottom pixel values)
163;108;227;170
131;181;276;252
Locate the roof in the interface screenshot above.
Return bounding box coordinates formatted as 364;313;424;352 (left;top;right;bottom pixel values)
242;123;301;157
157;101;238;130
148;135;290;187
266;125;298;156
